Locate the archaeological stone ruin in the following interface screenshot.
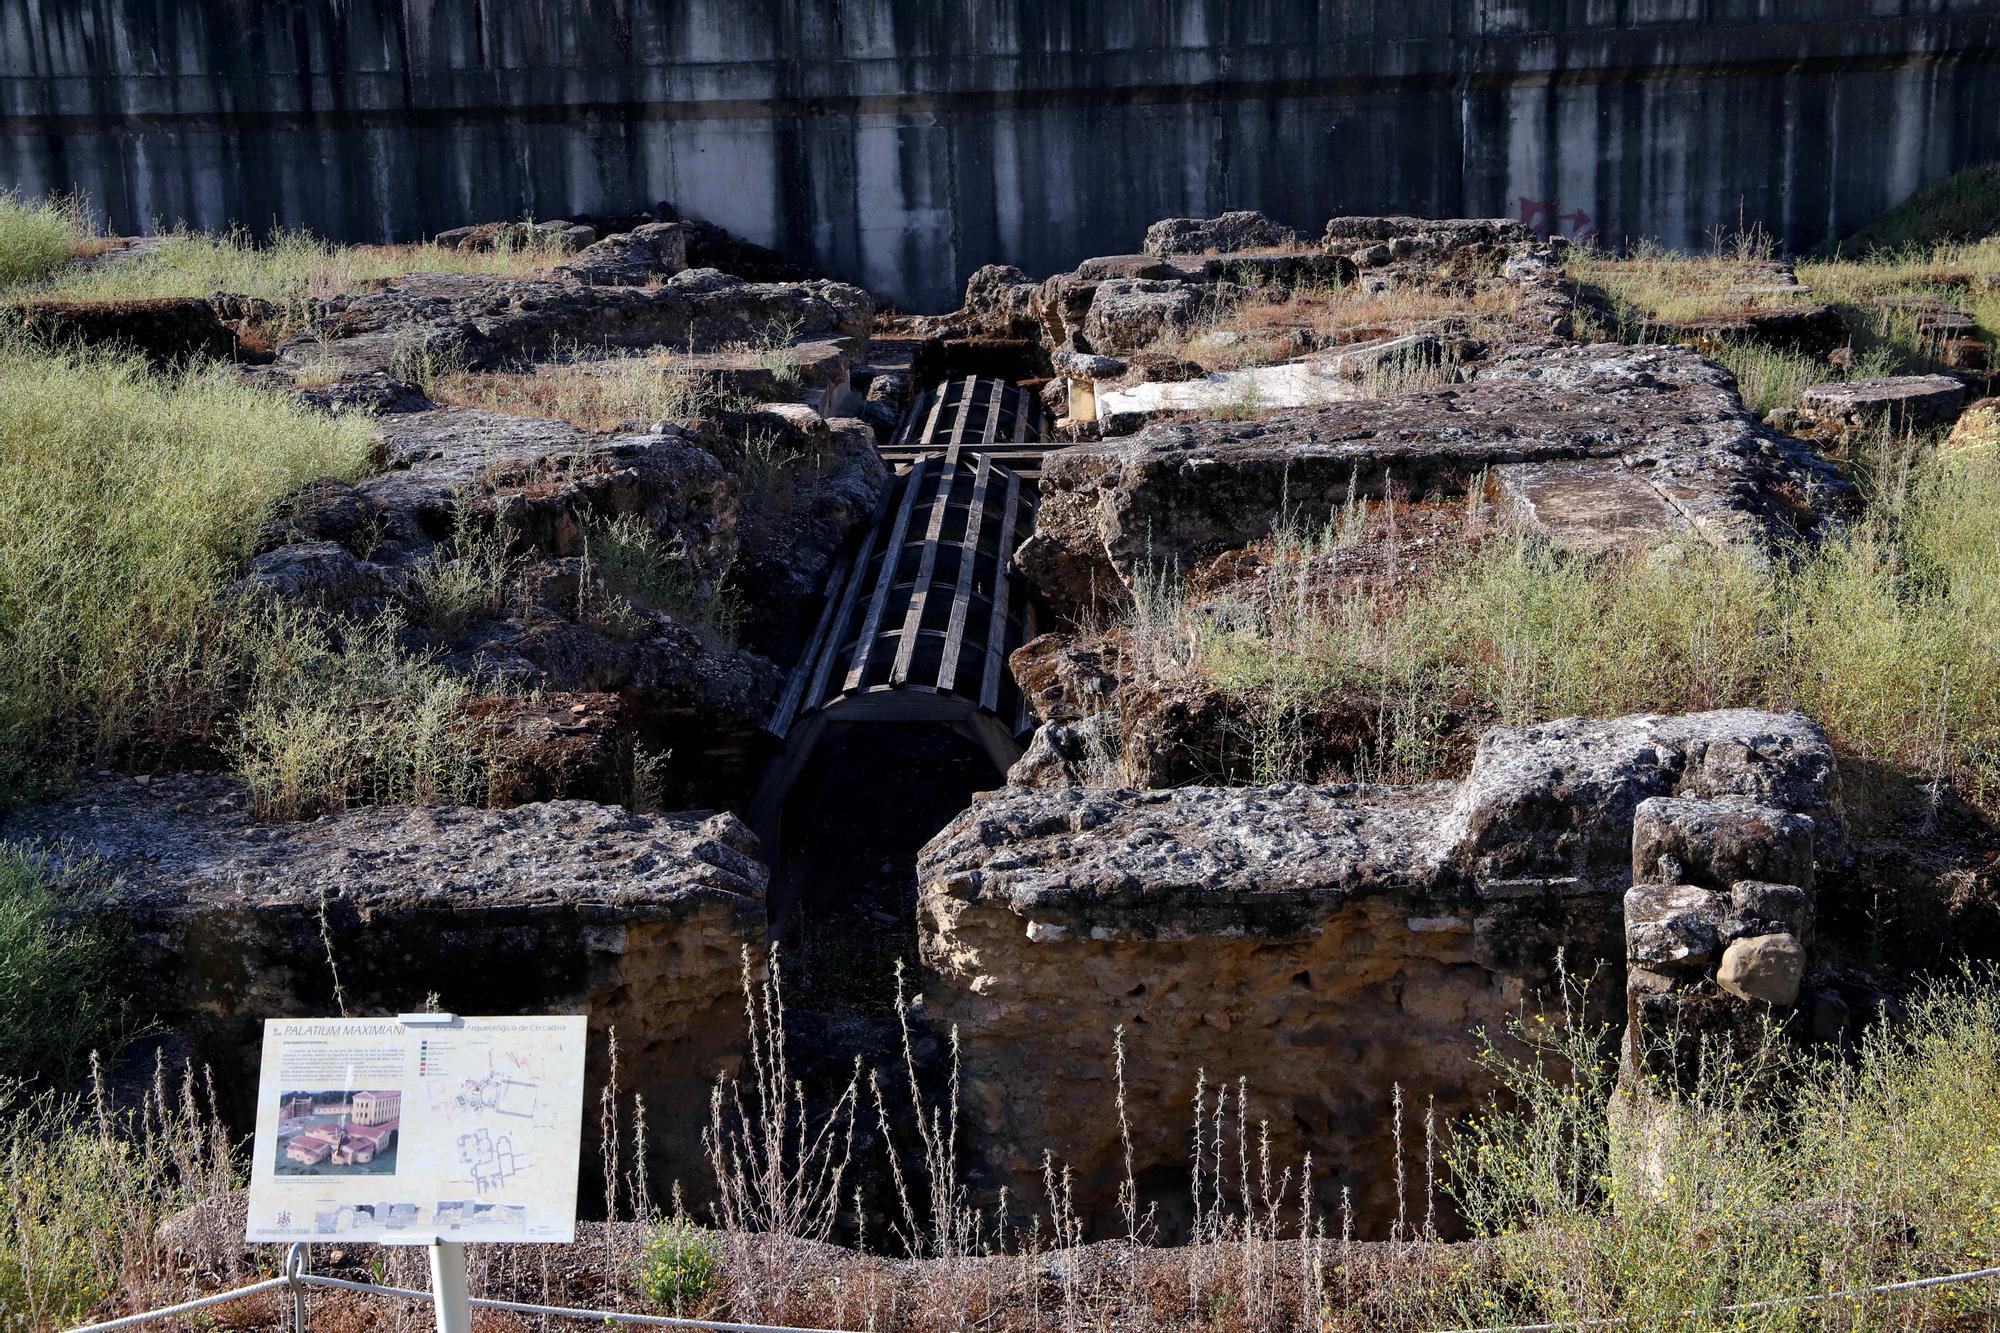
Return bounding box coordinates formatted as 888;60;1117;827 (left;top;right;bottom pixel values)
4;156;1997;1261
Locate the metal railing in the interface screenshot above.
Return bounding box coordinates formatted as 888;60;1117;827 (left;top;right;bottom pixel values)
61;1243;861;1333
59;1244;1999;1333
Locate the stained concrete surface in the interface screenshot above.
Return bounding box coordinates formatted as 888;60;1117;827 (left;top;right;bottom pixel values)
3;1;1999;309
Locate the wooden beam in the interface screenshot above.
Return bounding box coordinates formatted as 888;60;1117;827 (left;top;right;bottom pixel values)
978;376;1004;455
945;373;978;465
980;469;1025;713
934;453;994;695
841;456;928;695
893;387;931;447
768;542;855;737
889;455;960;684
803;481;895;713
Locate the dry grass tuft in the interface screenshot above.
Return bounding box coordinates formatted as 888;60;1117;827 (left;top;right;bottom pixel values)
432;354;743;432
0;335;375;801
0;191;91;286
29;224;567;308
1158;429;2000;803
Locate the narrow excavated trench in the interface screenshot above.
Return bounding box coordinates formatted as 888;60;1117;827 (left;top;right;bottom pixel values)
742;370;1062;1229
771;723;997;1012
752;374;1057;984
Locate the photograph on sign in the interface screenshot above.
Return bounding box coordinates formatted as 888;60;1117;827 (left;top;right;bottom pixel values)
245;1016;587;1245
273;1088;402;1174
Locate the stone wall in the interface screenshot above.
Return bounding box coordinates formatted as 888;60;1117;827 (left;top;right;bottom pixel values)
4;1;1999;309
0;775;766;1203
917;710;1843;1237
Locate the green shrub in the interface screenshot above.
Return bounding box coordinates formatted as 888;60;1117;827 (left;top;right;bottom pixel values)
1447;970;2000;1331
0;191;85;287
408;512;517;641
228;610;493;820
1187;437;2000;800
0;845;124;1084
737;429;824;508
0;337;375;802
1573;233;2000;410
635;1217;720;1314
1708;338;1892;417
0;1069;241;1327
589;513;742;642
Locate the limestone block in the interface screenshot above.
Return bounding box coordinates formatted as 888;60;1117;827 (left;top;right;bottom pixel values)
1716;933;1805;1006
1631;797;1816;892
1728;880;1814;936
1799;375;1966;433
1624;884;1725;969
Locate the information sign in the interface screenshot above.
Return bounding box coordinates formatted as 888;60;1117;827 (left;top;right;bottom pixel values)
245;1015;587;1244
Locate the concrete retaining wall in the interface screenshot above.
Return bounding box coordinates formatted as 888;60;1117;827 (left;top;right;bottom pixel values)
4;0;1998;309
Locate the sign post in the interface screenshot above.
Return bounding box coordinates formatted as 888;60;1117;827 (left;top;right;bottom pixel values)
425;1239;472;1333
244;1010;588;1329
395;1012;474;1333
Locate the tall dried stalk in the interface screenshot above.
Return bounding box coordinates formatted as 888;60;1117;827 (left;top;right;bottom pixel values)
704;946;858;1243
871;961;978;1259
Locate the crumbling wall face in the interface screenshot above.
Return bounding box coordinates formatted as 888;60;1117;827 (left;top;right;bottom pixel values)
918;710;1844;1239
0;778;769;1209
922;886;1620;1237
595;911;762;1201
133;895;761;1200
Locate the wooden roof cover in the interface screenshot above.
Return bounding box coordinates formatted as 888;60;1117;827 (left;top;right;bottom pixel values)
879;374;1053;476
768;447;1040;739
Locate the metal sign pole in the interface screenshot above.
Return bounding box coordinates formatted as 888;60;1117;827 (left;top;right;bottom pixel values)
284;1242;309;1333
401;1012;473;1333
426;1240;472;1333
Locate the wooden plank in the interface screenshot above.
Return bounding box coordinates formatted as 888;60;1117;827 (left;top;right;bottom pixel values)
979;377;1004;454
841;456;929;694
767;543;855;737
919;384;949;444
890;455;961;684
934;454;994;695
893;387;930;448
886;441;1043;457
803;484;895;713
883;446;1044;462
945;373;978;462
979;469;1025;712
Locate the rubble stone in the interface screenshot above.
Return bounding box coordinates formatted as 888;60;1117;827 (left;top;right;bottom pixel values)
0;774;766;1192
1143;211;1301;256
561;222;690;286
1631;797;1819;892
919;707;1840;1235
1799;375;1968;432
1624;884;1726;969
274;269;872;380
1018;342;1850;618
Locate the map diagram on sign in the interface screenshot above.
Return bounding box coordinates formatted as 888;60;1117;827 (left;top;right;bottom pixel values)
247;1016;586;1245
418;1040;566;1197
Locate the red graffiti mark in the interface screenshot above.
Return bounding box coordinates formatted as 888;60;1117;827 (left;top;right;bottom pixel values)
1518;196;1597;242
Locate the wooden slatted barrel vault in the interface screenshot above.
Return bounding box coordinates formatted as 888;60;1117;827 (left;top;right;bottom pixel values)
751;378;1049;847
